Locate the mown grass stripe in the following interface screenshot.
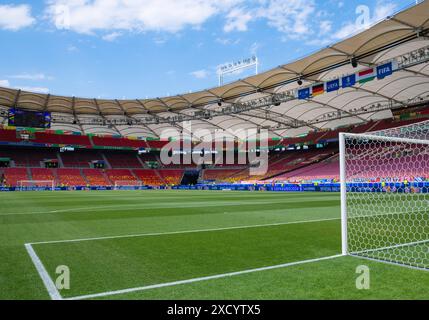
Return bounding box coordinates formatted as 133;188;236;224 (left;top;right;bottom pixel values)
28;217;340;245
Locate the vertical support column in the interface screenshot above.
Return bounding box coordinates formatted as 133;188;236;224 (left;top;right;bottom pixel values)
339;133;348;256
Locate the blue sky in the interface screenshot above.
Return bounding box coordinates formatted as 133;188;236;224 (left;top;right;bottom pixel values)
0;0;418;99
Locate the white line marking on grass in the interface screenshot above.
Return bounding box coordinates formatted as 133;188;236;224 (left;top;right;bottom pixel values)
1;197;339;216
28;217;340;245
24;244;62;300
66;254;343;300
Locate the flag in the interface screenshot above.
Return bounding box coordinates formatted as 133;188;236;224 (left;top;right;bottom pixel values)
298;87;311;100
358;68;375;84
377;62;393;79
341;74;356;88
312;83;325;96
326;79;340;92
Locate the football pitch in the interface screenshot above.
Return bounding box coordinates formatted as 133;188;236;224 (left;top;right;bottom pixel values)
0;190;428;300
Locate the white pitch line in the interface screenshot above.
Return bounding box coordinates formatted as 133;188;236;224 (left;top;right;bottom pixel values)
0;198;336;216
28;217;340;245
24;244;62;300
66;254;343;300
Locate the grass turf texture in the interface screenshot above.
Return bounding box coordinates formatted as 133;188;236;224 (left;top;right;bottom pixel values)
0;190;428;300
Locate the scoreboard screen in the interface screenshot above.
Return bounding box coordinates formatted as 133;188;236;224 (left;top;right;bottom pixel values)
8;108;51;128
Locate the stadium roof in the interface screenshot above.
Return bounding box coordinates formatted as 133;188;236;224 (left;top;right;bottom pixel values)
0;1;429;139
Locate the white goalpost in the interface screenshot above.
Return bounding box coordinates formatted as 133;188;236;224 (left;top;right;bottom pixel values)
113;180;143;190
18;180;55;191
340;120;429;271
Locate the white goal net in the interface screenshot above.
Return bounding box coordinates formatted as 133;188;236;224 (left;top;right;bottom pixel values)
340;120;429;271
113;180;142;190
18;180;55;191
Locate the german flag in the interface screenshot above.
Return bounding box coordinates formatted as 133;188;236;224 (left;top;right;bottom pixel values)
312;83;325;97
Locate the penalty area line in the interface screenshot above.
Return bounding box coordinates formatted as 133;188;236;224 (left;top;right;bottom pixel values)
28;217;340;245
66;254;343;300
24;243;62;300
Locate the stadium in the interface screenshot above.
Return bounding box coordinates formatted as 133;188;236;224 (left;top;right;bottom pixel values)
0;0;428;302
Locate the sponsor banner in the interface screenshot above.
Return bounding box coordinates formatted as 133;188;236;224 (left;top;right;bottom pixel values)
341;74;356;88
326;79;340;92
377;61;393;79
298;87;311;100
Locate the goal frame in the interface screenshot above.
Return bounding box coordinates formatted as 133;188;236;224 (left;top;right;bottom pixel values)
113;180;143;190
339;131;429;265
18;180;55;191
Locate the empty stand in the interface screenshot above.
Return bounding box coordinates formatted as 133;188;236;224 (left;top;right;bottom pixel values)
133;169;163;186
203;169;244;182
34;132;92;147
0;148;57;167
0;115;428;188
3;168;29;186
106;169;139;185
158;169;184;185
274;154;340;182
31;168;56;184
82;169;110;186
57;168;87;186
92;136;147;149
60;150;103;168
104;152;143;168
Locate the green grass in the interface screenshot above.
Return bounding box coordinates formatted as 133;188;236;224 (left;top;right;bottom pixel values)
0;190;428;300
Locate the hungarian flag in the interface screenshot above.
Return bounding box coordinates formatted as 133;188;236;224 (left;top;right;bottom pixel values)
312;83;325;96
358;68;375;84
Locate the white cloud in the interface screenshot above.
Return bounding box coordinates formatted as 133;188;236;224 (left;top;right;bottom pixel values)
44;0;392;46
215;37;240;45
0;79;49;93
333;1;397;40
319;20;332;35
0;4;35;31
46;0;243;34
250;42;261;55
190;69;209;79
304;38;332;47
224;7;253;32
9;73;53;81
221;0;317;39
102;32;122;42
303;0;397;47
373;1;397;21
67;45;79;52
257;0;316;38
18;86;50;94
154;36;168;45
0;80;10;87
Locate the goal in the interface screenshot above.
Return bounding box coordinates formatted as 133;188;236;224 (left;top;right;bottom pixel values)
18;180;55;191
113;180;143;190
339;120;429;271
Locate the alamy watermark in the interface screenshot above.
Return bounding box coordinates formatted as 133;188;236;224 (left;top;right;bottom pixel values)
355;265;370;290
159;122;269;176
55;265;70;290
